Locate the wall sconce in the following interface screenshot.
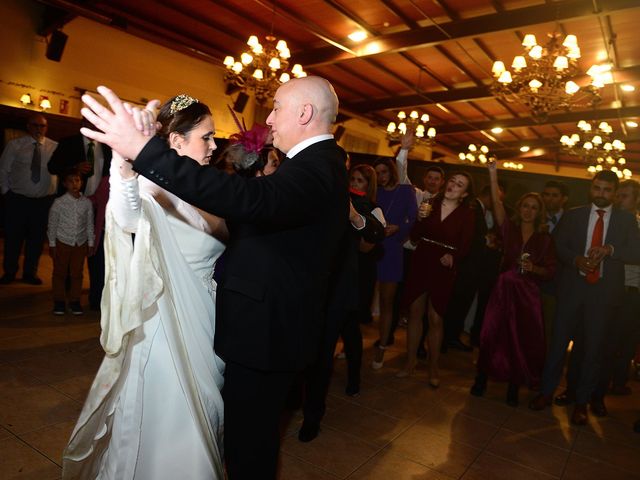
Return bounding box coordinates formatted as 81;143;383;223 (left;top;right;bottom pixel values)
20;93;32;106
39;97;52;110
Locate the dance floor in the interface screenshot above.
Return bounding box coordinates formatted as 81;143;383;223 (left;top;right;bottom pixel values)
1;249;639;479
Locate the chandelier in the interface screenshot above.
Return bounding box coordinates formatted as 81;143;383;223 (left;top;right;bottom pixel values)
223;35;306;105
457;144;494;164
560;120;631;178
386;111;436;145
490;32;603;122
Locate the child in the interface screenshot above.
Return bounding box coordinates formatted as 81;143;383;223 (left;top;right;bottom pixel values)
47;168;94;315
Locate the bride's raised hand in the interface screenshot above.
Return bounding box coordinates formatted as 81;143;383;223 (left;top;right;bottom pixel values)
125;100;161;137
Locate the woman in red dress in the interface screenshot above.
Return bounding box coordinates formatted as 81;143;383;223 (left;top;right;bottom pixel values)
400;172;475;387
471;160;556;406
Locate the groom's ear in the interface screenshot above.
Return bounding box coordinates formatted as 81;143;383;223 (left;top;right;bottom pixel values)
298;103;313;125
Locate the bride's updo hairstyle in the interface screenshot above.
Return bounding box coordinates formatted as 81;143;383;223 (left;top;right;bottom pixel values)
156;94;211;141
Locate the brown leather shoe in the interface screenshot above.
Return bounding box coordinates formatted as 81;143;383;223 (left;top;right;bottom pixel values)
590;398;608;417
571;404;588;425
529;393;552;411
554;389;575;406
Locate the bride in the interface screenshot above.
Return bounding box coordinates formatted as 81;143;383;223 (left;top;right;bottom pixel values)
62;95;228;479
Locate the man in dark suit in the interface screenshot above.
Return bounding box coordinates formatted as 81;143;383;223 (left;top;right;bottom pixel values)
80;78;348;479
530;170;640;425
48;125;112;310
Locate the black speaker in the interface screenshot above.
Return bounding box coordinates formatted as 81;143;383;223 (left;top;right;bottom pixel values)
233;92;250;113
334;125;346;141
46;30;68;62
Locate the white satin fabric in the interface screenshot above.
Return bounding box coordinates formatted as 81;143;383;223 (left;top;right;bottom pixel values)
62;170;226;479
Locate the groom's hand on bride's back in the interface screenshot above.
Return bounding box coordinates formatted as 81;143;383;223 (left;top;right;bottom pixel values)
80;86;160;160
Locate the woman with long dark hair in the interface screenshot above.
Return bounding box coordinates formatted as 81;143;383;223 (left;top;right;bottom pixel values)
400;172;475;387
471;160;556;406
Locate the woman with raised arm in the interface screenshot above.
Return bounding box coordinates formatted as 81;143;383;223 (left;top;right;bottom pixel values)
399;172;475;387
371;158;417;369
471;160;556;406
63;95;228;479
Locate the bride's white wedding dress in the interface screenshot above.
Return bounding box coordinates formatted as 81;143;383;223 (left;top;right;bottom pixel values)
62;163;226;479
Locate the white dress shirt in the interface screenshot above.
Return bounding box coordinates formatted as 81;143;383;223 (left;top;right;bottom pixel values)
286;134;334;159
83;136;105;196
48;192;94;247
0;135;58;196
581;203;613;278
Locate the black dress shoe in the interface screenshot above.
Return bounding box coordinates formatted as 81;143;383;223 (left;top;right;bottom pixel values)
298;421;320;443
21;275;43;285
590;398;608;417
345;384;360;397
0;274;15;285
554;390;575;406
448;339;473;352
470;373;487;397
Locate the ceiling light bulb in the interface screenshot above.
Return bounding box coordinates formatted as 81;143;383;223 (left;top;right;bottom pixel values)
520;146;530;152
492;61;506;77
240;52;253;65
268;57;281;70
468;144;477;152
39;98;51;110
459;152;466;160
410;110;419;119
348;31;368;42
512;56;527;70
420;114;429;123
427;127;436;138
232;62;243;74
491;127;503;134
387;122;396;133
276;40;287;51
480;145;489;153
252;69;264;80
223;56;235;67
397;111;406;120
247;35;259;47
19;93;31;105
621;84;636;92
528;79;542;92
562;34;578;48
529;45;543;59
565;81;580;94
553;56;568;70
279;72;290;83
592;135;602;145
498;71;512;84
398;123;407;134
522;34;537;48
626;120;638;128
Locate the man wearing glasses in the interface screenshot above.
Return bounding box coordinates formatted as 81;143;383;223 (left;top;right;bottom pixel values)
0;114;58;284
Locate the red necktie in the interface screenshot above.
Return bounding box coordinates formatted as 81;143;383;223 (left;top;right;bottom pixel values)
586;209;605;284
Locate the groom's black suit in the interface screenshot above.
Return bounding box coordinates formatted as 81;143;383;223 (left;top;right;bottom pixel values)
133;136;348;479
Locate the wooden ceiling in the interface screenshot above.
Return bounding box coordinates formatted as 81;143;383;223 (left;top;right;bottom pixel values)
37;0;640;172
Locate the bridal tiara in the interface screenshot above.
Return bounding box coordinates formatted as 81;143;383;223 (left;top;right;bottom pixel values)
170;94;199;114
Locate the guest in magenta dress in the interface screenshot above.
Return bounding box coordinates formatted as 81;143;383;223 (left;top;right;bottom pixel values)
400;172;475;387
471;160;556;406
372;158;418;369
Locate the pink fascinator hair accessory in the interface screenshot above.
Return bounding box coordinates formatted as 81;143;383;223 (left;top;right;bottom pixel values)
227;105;270;169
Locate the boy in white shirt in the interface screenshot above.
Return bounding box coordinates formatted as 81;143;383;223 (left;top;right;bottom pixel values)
47;169;94;315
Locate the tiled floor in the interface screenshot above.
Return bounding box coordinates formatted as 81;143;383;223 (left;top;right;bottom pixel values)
1;252;639;479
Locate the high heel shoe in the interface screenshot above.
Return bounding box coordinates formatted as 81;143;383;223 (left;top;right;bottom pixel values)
371;344;386;370
470;372;488;397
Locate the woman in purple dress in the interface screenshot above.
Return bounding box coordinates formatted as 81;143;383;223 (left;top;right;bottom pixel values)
471;160;556;406
400;172;475;387
372;159;417;369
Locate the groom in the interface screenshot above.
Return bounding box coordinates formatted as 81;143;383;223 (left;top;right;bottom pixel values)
80;77;348;479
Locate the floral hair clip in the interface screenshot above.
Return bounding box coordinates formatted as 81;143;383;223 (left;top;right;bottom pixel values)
170;94;198;114
227;105;270;169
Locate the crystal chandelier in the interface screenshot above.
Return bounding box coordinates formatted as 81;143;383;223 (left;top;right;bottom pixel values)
560;120;631;178
457;144;494;164
490;32;603;122
223;35;306;105
386;111;436;145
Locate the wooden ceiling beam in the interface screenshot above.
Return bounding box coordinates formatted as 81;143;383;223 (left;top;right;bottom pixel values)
433;106;640;134
295;0;640;67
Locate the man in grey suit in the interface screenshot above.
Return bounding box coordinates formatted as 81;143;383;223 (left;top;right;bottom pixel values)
530;170;640;425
